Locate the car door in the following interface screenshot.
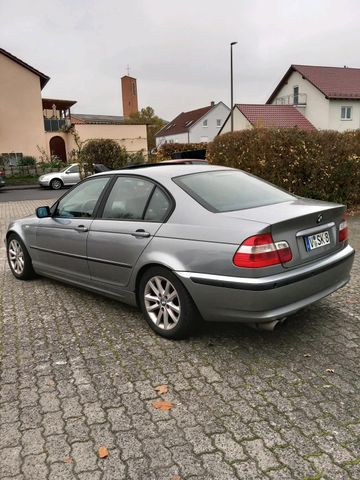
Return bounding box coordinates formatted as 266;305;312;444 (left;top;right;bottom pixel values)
33;176;111;283
62;164;81;185
87;175;172;294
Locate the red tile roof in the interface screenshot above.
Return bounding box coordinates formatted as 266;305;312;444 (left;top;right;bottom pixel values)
236;104;316;131
267;64;360;103
0;48;50;89
156;105;213;137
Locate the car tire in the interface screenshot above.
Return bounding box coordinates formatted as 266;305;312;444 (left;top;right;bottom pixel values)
7;233;35;280
50;178;63;190
139;266;198;339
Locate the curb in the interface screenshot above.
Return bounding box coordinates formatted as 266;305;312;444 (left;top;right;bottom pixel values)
2;184;40;191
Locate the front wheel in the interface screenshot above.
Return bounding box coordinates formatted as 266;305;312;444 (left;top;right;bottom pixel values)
50;178;63;190
7;234;35;280
139;266;198;339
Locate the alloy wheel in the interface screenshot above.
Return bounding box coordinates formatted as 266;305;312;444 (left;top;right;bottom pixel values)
51;179;62;190
8;239;25;275
144;276;181;330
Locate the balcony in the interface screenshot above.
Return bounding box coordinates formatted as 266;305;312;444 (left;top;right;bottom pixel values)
44;118;71;132
274;93;307;106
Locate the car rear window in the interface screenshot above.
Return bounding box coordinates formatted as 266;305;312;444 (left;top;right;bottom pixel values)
173;170;294;212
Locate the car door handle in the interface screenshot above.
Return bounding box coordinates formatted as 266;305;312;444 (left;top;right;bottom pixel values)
131;229;150;238
74;225;89;232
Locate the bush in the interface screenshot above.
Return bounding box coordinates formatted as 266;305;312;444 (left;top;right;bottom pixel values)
206;129;360;207
155;143;207;161
81;138;128;169
17;155;37;166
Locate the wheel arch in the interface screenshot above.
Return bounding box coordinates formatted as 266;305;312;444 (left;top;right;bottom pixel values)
134;262;194;308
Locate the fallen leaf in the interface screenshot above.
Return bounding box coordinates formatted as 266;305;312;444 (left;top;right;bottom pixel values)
303;353;311;357
171;476;182;480
64;456;73;464
152;400;174;411
98;447;109;459
155;384;168;395
326;368;335;374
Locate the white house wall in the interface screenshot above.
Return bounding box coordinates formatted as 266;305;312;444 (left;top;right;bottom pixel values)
329;100;360;131
220;108;252;134
189;103;230;142
270;71;330;130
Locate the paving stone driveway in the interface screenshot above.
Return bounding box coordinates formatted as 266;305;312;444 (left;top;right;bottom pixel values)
0;199;359;480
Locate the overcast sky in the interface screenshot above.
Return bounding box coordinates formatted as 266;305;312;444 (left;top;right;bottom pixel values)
1;0;360;120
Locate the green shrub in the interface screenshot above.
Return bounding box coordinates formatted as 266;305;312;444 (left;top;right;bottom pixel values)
206;129;360;207
127;150;146;164
80;138;128;169
17;155;37;166
156;143;207;161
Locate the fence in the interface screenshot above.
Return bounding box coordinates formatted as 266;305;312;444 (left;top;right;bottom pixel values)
1;165;64;177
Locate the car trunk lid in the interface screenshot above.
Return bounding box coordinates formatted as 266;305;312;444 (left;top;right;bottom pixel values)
221;199;346;268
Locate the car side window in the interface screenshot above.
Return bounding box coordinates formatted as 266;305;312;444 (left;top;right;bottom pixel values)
67;165;79;174
54;177;109;218
102;177;154;220
144;187;171;222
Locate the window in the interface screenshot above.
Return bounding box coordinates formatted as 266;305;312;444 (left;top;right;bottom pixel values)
293;86;299;105
202;119;208;127
216;119;221;127
341;106;352;120
66;165;79;174
102;176;154;220
55;177;109;218
173;170;294;213
144;187;171;222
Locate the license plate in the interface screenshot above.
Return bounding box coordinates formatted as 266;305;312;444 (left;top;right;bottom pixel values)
304;231;330;251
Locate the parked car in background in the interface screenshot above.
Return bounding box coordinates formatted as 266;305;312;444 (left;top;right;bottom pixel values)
39;163;81;190
0;168;5;188
7;164;354;339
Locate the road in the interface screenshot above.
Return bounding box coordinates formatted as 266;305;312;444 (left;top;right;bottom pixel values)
0;196;359;479
0;186;64;203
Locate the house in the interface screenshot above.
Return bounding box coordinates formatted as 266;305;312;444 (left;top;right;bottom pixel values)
267;64;360;131
0;48;147;163
155;101;230;147
220;104;316;134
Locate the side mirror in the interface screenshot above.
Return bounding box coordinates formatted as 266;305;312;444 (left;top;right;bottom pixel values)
36;206;51;218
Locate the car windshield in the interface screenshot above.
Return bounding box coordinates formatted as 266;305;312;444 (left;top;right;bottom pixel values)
173;170;295;212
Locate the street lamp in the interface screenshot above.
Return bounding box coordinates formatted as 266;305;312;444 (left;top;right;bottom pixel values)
230;41;237;132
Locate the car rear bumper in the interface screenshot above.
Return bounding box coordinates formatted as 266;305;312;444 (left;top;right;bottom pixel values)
176;245;355;324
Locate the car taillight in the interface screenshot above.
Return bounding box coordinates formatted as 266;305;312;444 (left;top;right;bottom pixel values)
339;215;348;242
233;233;292;268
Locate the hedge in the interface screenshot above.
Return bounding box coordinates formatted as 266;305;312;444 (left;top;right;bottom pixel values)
156;143;207;161
206;129;360;207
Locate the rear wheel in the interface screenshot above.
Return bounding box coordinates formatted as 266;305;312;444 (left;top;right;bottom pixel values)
7;234;35;280
50;178;63;190
139;266;197;339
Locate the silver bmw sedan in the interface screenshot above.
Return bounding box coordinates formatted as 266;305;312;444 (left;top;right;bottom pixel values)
6;164;355;339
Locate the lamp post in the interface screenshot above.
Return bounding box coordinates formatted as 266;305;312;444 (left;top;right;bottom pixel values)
230;41;237;132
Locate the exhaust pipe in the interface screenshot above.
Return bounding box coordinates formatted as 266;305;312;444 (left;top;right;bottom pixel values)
253;317;287;331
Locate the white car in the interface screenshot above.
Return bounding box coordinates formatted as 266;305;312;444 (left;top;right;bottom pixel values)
39;163;81;190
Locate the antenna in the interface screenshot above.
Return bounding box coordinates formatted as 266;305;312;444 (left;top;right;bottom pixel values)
126;64;130;76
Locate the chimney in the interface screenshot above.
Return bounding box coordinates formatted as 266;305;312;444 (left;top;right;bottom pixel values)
210;101;215;107
121;75;139;117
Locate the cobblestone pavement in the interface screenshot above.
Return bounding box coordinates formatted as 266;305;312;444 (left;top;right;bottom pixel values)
0;199;359;480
